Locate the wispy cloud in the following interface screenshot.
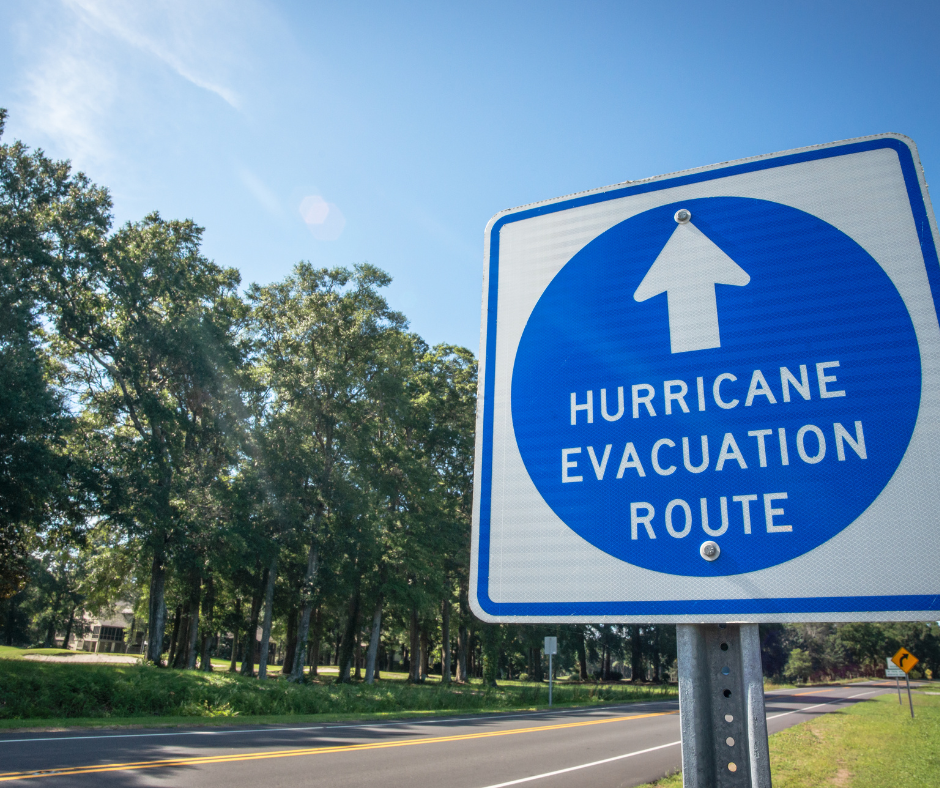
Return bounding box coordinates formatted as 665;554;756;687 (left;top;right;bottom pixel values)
66;0;243;109
17;18;117;166
9;0;261;170
238;168;281;217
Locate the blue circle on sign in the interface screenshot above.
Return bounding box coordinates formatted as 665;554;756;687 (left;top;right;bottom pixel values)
511;197;921;576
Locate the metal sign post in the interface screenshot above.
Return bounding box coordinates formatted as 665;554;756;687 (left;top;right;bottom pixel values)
892;648;919;719
905;674;914;719
471;135;940;787
885;659;905;704
678;625;771;787
544;636;557;707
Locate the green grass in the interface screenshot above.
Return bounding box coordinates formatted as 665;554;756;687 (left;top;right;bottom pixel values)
0;659;677;729
646;691;940;787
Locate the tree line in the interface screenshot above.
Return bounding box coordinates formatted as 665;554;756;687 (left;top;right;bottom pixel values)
2;111;938;685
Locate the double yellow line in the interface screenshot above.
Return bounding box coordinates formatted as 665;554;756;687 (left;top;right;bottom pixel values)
0;710;675;782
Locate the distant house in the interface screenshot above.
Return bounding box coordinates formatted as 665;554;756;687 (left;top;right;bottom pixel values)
58;604;145;654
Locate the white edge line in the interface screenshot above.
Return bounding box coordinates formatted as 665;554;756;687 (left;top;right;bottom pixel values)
766;687;883;720
477;685;888;788
476;741;682;788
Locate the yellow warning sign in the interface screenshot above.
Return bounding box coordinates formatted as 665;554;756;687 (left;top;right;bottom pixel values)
891;647;919;674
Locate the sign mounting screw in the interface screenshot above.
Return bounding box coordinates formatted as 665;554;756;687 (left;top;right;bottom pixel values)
674;208;691;224
700;541;720;561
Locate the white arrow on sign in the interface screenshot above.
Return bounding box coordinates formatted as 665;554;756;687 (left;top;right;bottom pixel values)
634;210;750;354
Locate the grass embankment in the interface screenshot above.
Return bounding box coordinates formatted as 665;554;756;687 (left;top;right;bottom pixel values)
0;658;677;729
648;691;940;787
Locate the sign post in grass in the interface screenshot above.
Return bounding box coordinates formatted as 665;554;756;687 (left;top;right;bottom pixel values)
544;637;557;708
891;647;919;719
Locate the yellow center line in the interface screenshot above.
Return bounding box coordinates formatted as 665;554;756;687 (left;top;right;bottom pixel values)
793;688;836;696
0;711;676;782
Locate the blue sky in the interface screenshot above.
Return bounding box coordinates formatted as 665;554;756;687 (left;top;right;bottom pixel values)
2;0;939;353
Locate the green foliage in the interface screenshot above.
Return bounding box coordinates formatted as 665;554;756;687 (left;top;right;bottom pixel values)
0;660;676;722
761;622;940;682
783;648;813;684
0;108;109;599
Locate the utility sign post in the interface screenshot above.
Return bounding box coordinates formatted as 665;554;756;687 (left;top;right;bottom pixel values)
885;659;905;705
544;636;557;707
892;647;919;718
471;135;940;786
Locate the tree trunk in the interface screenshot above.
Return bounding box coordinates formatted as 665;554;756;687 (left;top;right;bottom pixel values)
482;626;498;687
282;605;298;675
199;572;215;671
631;625;643;682
409;608;421;682
240;579;264;676
577;627;588;681
440;599;451;684
167;604;183;667
337;585;361;683
5;596;18;646
63;607;76;649
309;607;322;677
366;594;382;684
185;574;201;669
257;553;278;680
650;627;661;683
199;632;214;671
43;612;57;648
228;597;242;672
420;627;430;681
146;548;169;665
456;575;469;683
354;622;363;680
172;613;191;668
291;542;319;681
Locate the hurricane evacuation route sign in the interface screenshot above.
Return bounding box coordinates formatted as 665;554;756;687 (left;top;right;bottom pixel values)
470;134;940;624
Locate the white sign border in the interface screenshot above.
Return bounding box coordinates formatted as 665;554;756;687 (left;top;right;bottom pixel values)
471;134;940;624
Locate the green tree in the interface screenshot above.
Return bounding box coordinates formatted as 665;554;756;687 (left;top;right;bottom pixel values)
47;212;243;664
0;109;109;599
248;263;407;679
783;647;813;683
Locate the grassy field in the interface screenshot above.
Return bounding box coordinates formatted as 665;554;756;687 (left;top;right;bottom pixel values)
647;690;940;787
0;646;95;659
0;653;678;729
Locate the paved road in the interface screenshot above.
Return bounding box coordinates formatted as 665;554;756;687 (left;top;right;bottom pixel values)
0;683;896;787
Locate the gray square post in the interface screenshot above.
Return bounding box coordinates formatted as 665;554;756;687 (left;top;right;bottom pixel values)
544;636;557;707
677;624;772;787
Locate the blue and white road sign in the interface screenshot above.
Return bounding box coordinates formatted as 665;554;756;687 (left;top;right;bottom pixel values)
471;135;940;623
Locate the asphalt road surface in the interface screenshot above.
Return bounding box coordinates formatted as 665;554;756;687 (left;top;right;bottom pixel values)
0;683;898;787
